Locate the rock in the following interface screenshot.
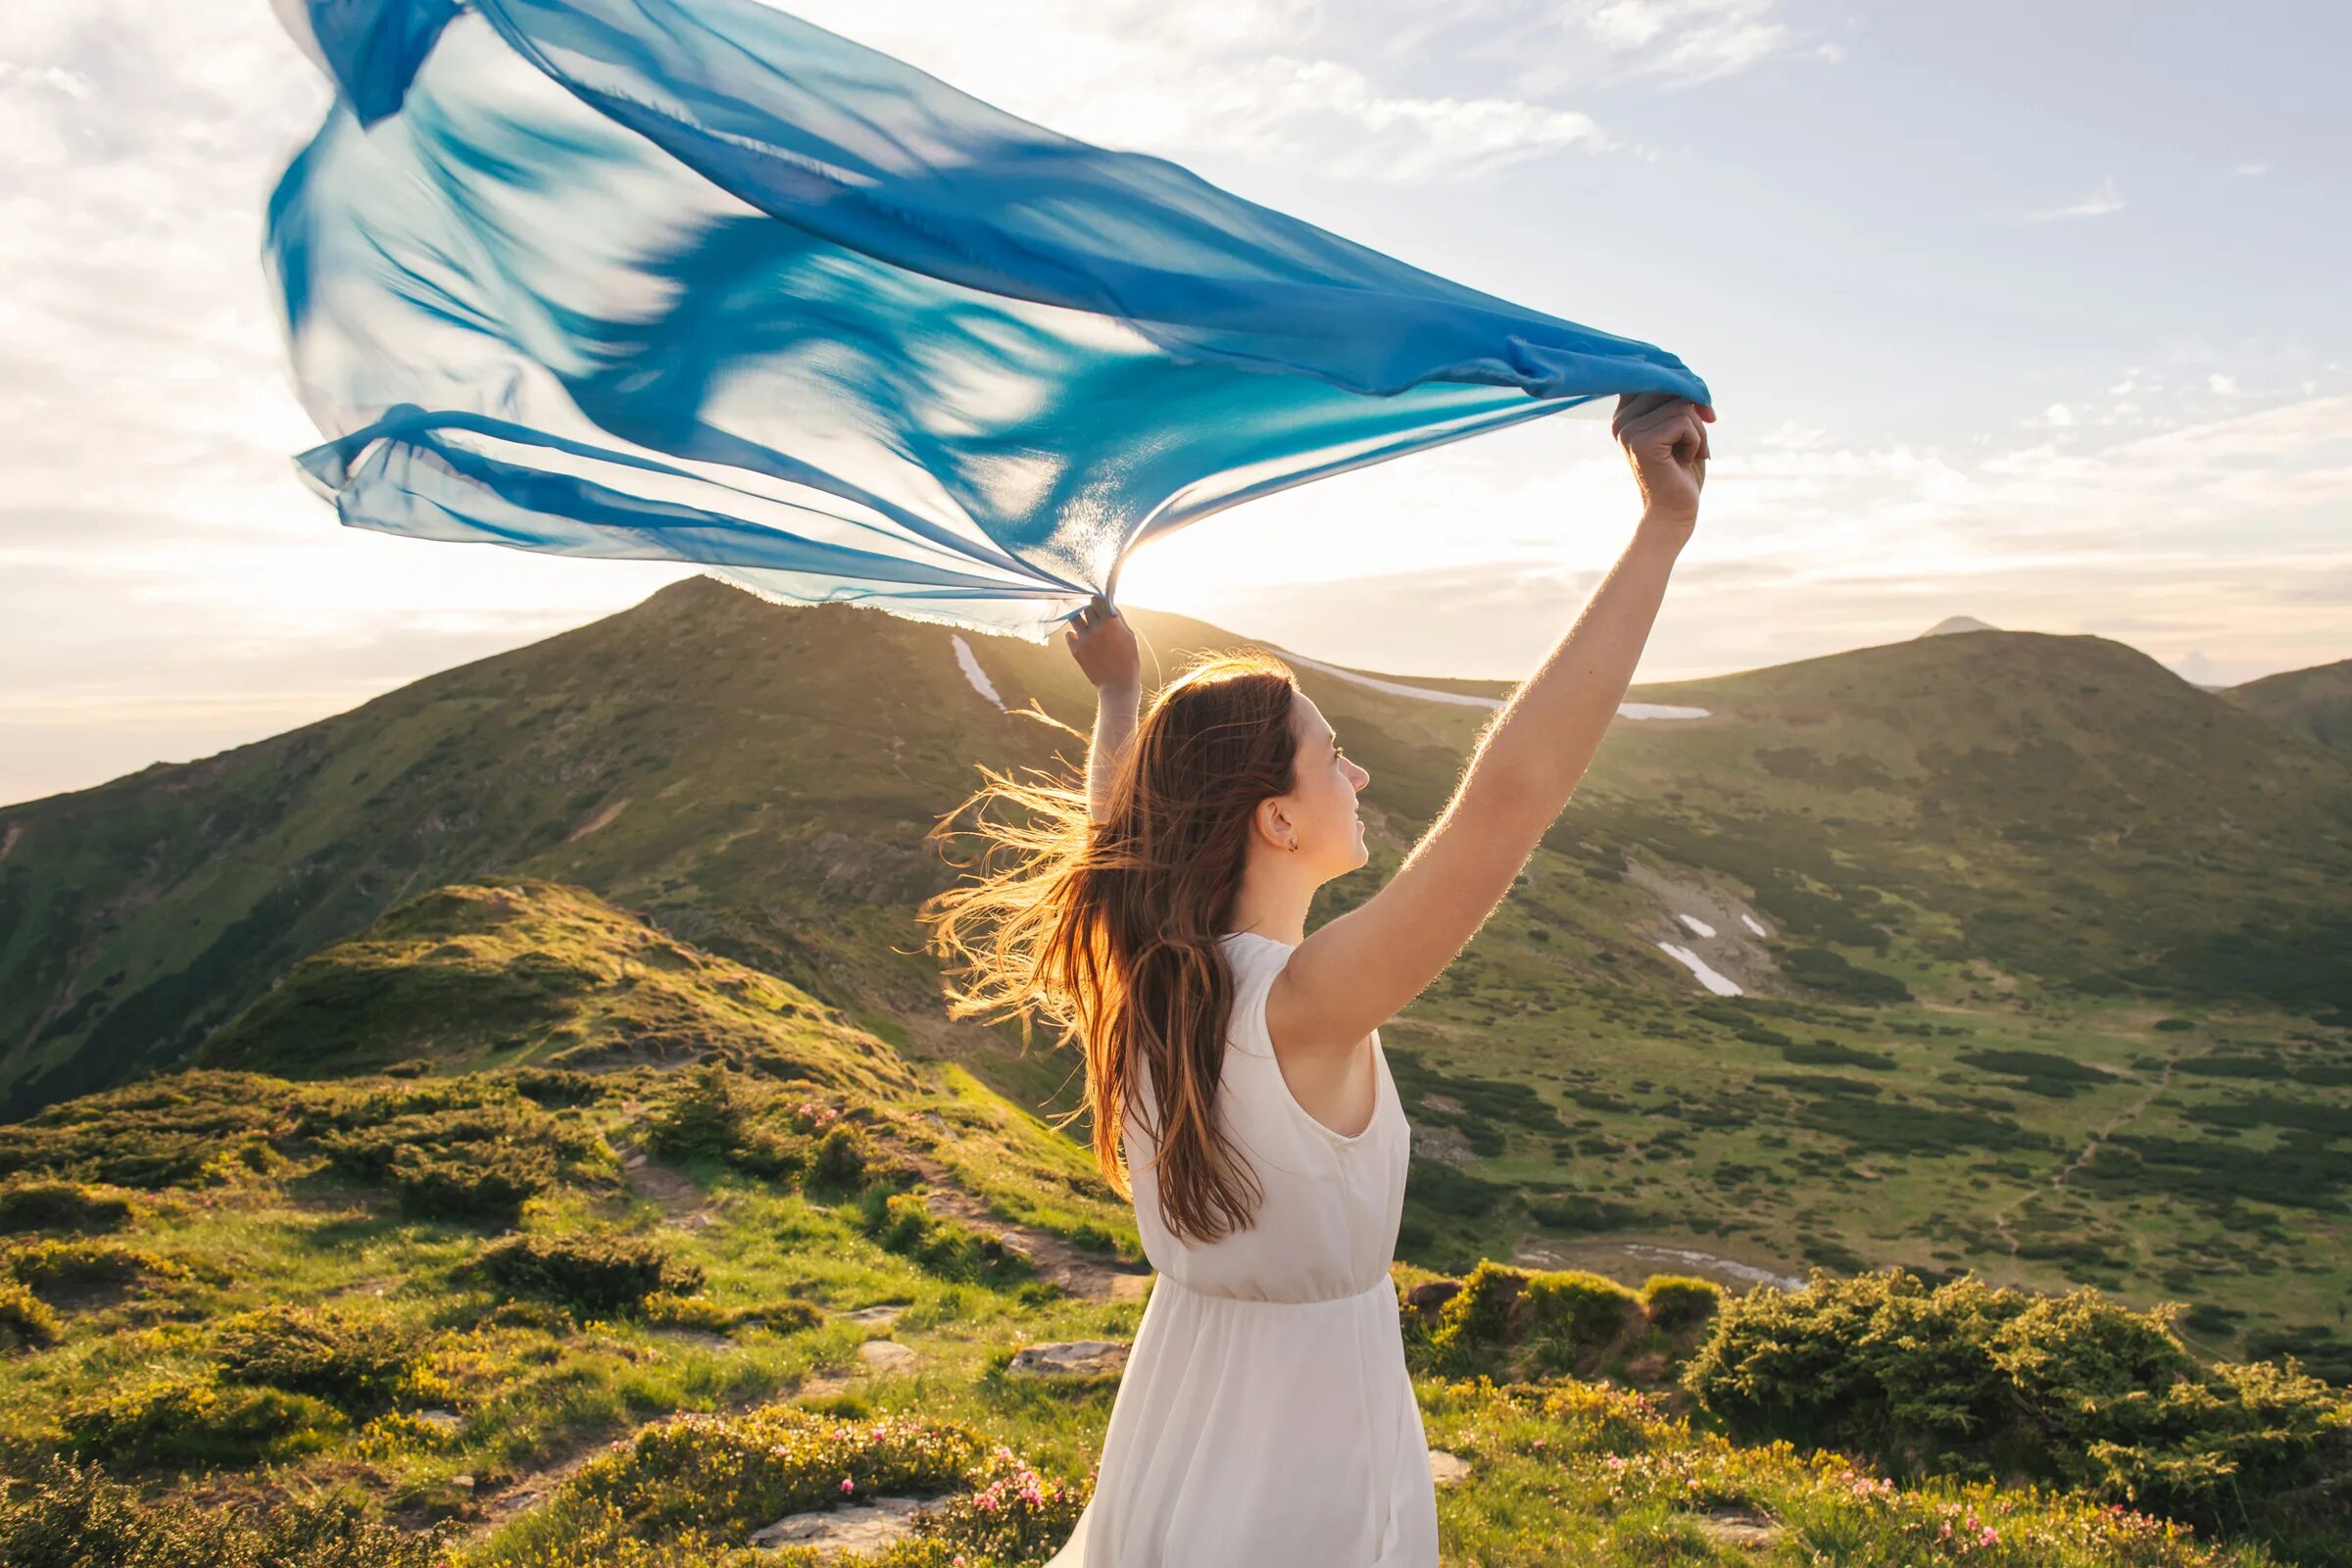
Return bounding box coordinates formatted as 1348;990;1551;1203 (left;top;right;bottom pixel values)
1690;1506;1782;1548
749;1494;931;1555
1008;1340;1128;1378
413;1408;463;1435
450;1474;476;1492
1404;1280;1460;1319
1427;1449;1470;1487
843;1303;908;1325
858;1339;919;1372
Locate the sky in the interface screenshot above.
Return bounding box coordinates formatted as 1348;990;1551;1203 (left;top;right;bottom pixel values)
4;0;2348;807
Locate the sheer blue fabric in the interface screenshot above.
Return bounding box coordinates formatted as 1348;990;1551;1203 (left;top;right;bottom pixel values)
267;0;1710;640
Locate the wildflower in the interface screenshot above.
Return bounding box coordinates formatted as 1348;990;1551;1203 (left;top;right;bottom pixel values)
841;1478;856;1494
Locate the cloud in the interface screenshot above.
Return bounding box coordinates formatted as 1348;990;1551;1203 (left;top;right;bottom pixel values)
1563;0;1793;84
775;0;1614;181
1124;391;2352;686
2018;177;2125;222
2231;160;2272;177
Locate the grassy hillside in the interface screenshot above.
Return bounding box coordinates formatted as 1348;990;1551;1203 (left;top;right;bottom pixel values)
2;1036;2343;1566
4;583;2350;1374
2232;657;2352;761
195;879;917;1098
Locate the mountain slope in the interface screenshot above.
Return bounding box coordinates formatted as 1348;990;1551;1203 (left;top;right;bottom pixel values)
5;584;2349;1118
2232;657;2352;760
1574;630;2352;1007
193;878;915;1098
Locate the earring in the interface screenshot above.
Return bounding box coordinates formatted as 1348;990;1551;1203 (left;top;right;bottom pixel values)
1288;838;1299;852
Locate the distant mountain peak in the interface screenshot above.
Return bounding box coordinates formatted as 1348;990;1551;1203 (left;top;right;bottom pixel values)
1920;615;2001;638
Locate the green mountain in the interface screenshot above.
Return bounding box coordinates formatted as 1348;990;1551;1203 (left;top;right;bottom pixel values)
4;582;2350;1371
2232;657;2352;760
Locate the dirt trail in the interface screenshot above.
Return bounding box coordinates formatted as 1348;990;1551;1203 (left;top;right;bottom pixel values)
1985;1044;2207;1267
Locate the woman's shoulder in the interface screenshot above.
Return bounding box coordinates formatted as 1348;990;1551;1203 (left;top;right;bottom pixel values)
1215;931;1294;1058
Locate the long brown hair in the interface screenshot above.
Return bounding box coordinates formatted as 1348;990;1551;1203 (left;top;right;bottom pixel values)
917;648;1300;1245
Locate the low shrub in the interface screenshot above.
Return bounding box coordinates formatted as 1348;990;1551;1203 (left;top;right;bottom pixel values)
646;1062;756;1162
386;1142;557;1224
471;1232;703;1316
857;1191;1031;1284
917;1445;1091;1564
1683;1266;2352;1540
810;1121;878;1190
1524;1269;1641;1349
214;1304;419;1411
0;1277;61;1351
61;1375;346;1469
4;1238;184;1296
474;1407;979;1559
1639;1273;1725;1334
642;1293;822;1337
0;1179;134;1236
1424;1261;1533;1373
0;1072;293;1190
0;1454;449;1567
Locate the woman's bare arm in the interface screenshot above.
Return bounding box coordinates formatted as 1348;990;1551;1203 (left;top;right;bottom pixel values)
1065;596;1142;821
1272;396;1714;1054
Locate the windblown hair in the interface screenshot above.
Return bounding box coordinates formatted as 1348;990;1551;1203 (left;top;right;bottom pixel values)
917;649;1301;1246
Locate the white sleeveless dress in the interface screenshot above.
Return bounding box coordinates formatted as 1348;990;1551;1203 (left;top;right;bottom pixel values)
1043;930;1439;1566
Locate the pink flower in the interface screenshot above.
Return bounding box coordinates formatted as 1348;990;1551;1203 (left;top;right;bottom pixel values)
840;1478;856;1494
1980;1527;1999;1545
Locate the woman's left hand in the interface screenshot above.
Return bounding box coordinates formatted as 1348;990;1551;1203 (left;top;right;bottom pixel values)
1065;594;1141;695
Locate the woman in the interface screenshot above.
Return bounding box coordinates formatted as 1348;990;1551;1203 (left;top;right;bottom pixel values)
920;392;1713;1565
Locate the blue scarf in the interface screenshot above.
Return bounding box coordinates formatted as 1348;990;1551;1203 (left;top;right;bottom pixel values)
268;0;1710;639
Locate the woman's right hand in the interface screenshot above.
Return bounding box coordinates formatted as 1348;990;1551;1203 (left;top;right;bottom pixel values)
1612;393;1714;534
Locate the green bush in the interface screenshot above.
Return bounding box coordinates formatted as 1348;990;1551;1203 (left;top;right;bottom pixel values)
4;1238;184;1296
0;1072;294;1190
646;1061;754;1161
810;1121;877;1190
1523;1270;1640;1349
471;1232;703;1316
386;1142;557;1224
0;1454;448;1567
0;1277;61;1351
1683;1266;2352;1539
642;1293;822;1336
0;1179;134;1236
1425;1261;1532;1372
61;1375;346;1469
505;1067;607;1107
472;1407;979;1560
1639;1273;1725;1334
858;1191;1032;1284
214;1304;418;1411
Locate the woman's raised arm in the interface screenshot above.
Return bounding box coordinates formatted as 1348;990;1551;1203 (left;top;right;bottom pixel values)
1271;396;1714;1057
1065;596;1143;822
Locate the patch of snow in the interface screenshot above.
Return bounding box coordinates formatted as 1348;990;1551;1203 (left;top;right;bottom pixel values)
951;634;1006;711
1280;650;1708;720
1657;942;1742;997
1676;912;1717;939
1281;650;1500;709
1740;912;1770;938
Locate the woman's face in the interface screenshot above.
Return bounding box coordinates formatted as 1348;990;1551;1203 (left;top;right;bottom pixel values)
1282;691;1371;877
